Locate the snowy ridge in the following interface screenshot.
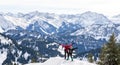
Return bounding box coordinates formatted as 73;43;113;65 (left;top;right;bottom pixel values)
26;57;96;65
4;16;29;29
0;15;15;32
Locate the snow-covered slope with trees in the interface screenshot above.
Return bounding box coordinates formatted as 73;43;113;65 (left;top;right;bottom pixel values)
0;33;53;65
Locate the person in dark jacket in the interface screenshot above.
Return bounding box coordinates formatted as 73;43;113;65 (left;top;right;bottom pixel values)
67;46;78;61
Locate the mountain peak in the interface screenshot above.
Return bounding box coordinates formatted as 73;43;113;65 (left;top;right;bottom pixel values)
79;11;111;26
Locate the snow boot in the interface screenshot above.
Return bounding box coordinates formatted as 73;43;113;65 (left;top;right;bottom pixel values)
71;57;73;61
67;58;69;60
71;59;73;61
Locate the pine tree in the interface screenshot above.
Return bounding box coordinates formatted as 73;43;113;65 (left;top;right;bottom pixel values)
98;33;120;65
87;53;94;63
117;44;120;65
98;44;108;65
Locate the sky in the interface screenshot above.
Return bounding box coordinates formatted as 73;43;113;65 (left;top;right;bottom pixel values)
0;0;120;16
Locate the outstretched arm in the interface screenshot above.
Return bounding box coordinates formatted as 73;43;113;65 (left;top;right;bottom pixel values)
72;47;78;50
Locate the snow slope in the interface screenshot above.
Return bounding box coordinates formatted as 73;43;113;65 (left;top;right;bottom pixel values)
0;15;15;32
4;16;29;29
0;51;7;65
26;57;96;65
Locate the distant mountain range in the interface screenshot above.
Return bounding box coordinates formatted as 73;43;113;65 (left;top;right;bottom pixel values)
0;11;120;38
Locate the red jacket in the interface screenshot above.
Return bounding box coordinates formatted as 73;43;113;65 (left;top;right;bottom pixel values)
61;44;72;52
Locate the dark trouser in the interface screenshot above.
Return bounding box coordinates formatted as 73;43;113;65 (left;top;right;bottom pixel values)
64;50;69;59
68;53;73;61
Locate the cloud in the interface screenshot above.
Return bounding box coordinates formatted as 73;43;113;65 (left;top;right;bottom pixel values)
0;0;120;16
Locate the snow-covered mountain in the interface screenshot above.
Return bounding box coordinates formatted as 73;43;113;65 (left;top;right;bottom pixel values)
0;11;115;34
1;11;119;40
0;11;119;45
0;11;119;36
0;11;120;65
1;11;120;56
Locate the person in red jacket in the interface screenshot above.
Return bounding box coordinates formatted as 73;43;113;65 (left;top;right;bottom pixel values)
61;43;72;59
